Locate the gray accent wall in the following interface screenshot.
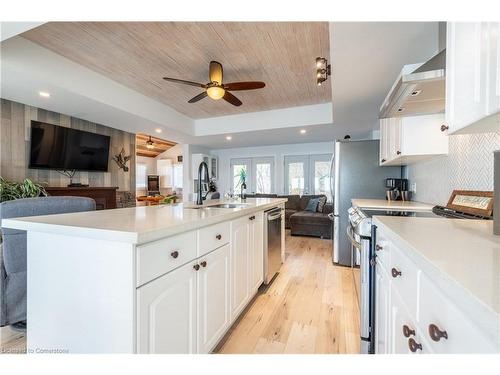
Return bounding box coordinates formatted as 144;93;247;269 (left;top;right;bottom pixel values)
0;99;136;192
406;131;500;205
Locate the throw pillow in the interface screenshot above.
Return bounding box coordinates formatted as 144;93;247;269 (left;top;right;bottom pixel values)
305;198;319;212
317;196;327;212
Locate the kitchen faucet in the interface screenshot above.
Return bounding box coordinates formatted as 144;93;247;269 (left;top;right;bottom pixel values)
196;161;210;205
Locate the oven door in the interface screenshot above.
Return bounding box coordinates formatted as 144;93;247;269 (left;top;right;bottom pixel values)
347;224;371;354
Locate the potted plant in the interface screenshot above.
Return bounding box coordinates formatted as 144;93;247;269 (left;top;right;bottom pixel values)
0;177;48;202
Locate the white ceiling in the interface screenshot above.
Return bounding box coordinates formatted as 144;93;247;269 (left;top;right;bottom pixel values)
0;22;440;149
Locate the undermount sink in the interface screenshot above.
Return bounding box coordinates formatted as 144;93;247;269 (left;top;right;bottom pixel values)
186;203;248;209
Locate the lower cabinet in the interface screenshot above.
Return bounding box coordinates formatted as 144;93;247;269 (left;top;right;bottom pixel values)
231;213;264;322
197;244;230;354
137;260;198;354
137;244;230;354
375;264;390;354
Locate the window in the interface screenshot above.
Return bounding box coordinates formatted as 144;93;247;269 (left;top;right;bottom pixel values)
230;157;274;195
172;164;183;189
284;154;332;201
136;163;147;189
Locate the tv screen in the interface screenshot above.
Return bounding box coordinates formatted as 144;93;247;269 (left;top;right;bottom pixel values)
29;121;111;172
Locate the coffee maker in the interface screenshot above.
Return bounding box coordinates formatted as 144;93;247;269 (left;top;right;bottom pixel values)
385;178;409;201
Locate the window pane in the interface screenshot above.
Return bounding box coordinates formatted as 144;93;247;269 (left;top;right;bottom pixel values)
232;164;247;193
136;164;147;189
255;163;271;194
314;160;331;201
288;162;304;195
173;164;183;189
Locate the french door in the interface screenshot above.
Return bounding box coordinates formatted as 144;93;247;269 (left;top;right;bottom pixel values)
284;154;332;200
230;157;274;195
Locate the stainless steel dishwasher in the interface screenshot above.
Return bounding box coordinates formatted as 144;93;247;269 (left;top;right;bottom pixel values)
264;207;283;284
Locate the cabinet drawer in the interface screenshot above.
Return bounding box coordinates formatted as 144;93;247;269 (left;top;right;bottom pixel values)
417;273;496;353
389;245;418;315
136;231;197;287
198;221;230;257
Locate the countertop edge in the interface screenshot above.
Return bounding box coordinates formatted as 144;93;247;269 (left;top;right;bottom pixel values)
2;199;287;245
351;198;434;211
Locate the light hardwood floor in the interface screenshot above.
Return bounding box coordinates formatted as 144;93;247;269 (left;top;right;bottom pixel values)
0;232;360;355
215;231;360;354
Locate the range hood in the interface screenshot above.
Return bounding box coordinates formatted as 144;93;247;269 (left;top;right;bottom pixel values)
379;49;446;119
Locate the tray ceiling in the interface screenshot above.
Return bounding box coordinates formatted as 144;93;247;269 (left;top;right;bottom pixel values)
22;22;331;119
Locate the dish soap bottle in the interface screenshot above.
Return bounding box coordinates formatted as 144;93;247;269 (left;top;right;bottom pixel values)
241;180;247;201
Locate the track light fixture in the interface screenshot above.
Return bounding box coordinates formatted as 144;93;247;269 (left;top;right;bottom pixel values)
315;57;331;86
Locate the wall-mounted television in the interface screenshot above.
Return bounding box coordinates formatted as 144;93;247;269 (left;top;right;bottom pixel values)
29;121;111;172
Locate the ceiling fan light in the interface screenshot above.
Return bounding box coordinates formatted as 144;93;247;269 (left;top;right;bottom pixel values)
207;86;225;100
146;136;154;149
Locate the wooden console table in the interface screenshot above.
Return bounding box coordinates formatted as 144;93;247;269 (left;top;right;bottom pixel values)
45;187;118;210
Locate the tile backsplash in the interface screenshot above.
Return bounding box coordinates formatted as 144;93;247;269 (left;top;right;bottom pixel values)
406;131;500;205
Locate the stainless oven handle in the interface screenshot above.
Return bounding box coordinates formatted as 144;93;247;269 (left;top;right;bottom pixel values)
346;225;362;250
267;212;282;221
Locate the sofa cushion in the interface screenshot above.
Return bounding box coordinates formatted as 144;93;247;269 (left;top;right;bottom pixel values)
278;195;300;211
290;211;331;226
305;198;319;212
317;196;327;212
299;195;327;211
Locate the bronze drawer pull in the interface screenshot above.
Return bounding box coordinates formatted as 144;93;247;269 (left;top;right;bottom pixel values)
391;267;402;278
440;124;449;132
193;264;200;271
381;159;386;163
396;151;401;155
376;244;383;251
200;261;207;268
403;325;415;338
249;215;255;220
170;251;179;259
408;338;422;352
216;234;222;240
428;324;448;342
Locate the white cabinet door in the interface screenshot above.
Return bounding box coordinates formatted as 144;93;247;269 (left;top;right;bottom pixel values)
250;212;264;292
446;22;489;133
157;159;172;189
375;266;391;354
487;22;500;115
389;117;402;161
379;118;389;165
197;244;231;354
231;216;250;321
137;260;197;354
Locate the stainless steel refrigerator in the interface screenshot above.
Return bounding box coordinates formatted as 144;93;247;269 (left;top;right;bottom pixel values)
330;139;401;266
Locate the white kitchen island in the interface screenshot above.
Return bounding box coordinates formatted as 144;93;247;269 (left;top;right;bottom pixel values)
2;198;286;354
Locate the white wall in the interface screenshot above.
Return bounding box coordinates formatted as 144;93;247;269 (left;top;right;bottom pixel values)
156;144;183;161
211;142;334;195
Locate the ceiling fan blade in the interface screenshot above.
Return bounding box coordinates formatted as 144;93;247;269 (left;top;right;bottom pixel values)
224;81;266;91
223;91;242;106
188;91;208;103
209;61;223;85
163;77;206;88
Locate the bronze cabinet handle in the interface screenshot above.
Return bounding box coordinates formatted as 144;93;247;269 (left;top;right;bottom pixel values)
396;151;401;155
403;325;415;338
249;215;255;220
170;251;179;259
193;264;200;271
200;261;207;268
381;159;386;163
440;124;449;132
408;338;422;352
216;234;222;240
428;324;448;342
376;244;383;251
391;267;402;278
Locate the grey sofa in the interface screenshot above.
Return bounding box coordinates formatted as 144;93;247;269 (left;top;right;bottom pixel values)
0;196;96;328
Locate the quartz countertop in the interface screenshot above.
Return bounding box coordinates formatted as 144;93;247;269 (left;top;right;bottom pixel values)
2;198;286;245
351;198;434;211
373;216;500;319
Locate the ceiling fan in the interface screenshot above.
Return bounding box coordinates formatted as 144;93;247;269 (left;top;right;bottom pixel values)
162;61;265;107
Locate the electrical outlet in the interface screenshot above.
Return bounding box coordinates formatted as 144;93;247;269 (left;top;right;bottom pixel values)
411;182;417;193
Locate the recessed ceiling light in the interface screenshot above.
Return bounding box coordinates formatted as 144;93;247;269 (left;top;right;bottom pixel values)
39;91;50;98
300;129;307;134
155;128;162;133
226;136;232;140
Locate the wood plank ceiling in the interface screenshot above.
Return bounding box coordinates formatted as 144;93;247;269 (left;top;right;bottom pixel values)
22;22;332;119
136;133;176;158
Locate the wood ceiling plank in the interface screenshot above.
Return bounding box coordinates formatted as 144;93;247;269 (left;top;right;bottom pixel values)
22;22;331;119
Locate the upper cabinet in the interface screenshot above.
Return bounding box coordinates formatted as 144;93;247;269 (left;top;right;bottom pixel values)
379;113;448;166
446;22;500;134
